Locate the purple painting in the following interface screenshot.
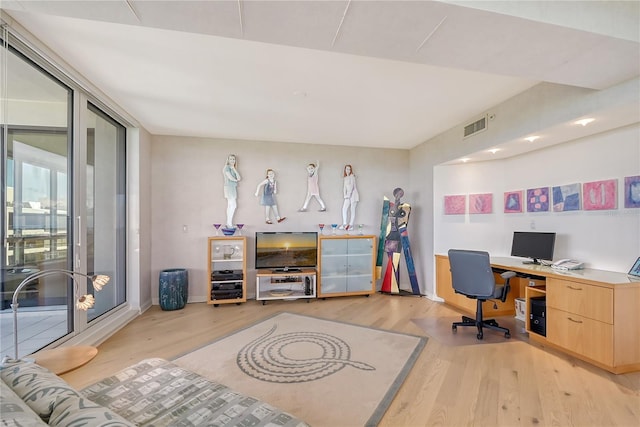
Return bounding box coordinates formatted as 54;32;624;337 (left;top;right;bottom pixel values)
583;179;617;210
527;187;549;212
469;193;493;214
444;195;466;215
504;191;523;213
624;176;640;208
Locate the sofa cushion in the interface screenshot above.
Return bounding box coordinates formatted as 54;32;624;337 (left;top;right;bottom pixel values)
81;358;309;427
0;379;48;426
49;395;135;427
0;358;81;422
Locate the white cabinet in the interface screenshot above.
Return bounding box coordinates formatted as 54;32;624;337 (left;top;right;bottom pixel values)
256;269;316;304
207;236;246;306
318;235;376;298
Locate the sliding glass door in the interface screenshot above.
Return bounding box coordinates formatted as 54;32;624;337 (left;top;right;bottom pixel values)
1;31;127;357
85;104;126;321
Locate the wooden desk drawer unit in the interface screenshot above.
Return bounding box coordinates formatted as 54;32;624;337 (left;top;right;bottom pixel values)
546;278;613;323
546;307;614;366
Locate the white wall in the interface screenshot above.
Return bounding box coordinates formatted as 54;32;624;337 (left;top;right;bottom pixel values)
150;136;409;303
434;124;640;276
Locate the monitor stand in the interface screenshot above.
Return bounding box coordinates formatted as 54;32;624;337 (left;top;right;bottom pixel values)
522;258;541;265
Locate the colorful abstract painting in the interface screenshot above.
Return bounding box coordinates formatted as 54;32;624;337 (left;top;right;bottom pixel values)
444;195;466;215
552;183;581;212
527;187;549;212
504;191;523;213
583;179;617;210
469;193;493;214
624;176;640;208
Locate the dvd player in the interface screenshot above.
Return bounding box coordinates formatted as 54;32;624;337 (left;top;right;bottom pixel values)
212;269;243;281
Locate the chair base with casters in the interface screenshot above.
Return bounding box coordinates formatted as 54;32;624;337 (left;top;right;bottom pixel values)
452;298;511;339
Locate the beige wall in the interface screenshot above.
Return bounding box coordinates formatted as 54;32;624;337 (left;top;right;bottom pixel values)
150;136;409;303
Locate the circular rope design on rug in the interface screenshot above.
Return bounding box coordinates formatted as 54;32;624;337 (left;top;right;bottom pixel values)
237;324;375;383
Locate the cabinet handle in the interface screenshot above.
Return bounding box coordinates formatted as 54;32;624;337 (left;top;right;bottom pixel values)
567;285;582;291
567;317;583;324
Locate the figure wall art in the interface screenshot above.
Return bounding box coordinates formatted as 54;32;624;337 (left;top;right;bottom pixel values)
504;191;523;213
469;193;493;214
624;175;640;208
552;183;581;212
444;195;466;215
583;179;617;210
527;187;549;212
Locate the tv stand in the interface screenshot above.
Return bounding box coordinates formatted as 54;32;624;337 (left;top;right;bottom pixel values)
256;268;316;304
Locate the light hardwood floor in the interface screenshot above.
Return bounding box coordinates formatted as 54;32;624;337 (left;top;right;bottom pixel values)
62;294;640;426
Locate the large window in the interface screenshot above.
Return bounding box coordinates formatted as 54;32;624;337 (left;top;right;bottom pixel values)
1;29;127;357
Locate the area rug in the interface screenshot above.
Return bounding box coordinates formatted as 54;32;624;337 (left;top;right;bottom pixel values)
411;315;528;346
173;312;426;427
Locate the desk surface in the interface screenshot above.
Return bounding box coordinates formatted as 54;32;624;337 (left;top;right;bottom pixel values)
489;256;640;287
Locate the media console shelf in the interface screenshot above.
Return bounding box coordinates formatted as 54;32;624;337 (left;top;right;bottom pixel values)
436;254;640;374
207;236;247;306
256;269;316;304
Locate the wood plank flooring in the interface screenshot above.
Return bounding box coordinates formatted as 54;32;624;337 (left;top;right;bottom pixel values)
62;294;640;426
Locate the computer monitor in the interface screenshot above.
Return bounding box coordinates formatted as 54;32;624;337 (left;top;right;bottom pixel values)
510;231;556;264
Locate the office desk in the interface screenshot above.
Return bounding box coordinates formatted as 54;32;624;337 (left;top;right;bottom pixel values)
435;255;640;374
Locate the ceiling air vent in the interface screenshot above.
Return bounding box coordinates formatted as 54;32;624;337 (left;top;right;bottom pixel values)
463;115;487;138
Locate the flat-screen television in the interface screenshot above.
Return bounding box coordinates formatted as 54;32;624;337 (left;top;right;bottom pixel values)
510;231;556;264
255;232;318;272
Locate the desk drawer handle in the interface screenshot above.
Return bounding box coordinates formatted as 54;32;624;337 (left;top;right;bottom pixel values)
567;317;583;324
567;285;582;291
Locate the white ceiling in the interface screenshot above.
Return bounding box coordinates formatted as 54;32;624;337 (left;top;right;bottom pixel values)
1;0;639;156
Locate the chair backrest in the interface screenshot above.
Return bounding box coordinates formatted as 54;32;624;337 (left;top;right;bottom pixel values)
448;249;496;298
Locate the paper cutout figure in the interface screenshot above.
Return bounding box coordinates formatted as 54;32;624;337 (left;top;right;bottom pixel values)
299;161;326;212
255;169;285;224
223;154;241;227
341;164;359;230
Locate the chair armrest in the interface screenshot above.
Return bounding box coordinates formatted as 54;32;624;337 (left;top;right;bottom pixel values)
501;271;516;280
499;271;516;302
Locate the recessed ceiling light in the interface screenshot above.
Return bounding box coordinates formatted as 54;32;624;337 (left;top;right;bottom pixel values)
488;148;500;154
524;136;540;143
574;118;595;126
460;157;470;163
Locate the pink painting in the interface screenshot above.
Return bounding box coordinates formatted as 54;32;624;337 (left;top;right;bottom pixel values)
583;179;617;210
444;195;466;215
504;190;523;213
469;193;493;214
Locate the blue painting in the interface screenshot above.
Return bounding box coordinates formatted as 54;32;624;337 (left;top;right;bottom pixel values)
552;183;581;212
625;175;640;208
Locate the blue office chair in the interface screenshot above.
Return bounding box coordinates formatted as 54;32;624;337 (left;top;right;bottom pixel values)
448;249;516;340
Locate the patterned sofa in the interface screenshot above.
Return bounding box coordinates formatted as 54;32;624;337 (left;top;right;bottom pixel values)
1;357;309;426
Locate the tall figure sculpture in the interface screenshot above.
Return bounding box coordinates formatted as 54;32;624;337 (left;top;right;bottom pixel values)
223;154;241;228
379;188;421;295
341;164;359;230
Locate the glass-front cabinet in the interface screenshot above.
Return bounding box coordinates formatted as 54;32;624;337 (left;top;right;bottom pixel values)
207;236;246;306
318;235;376;298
